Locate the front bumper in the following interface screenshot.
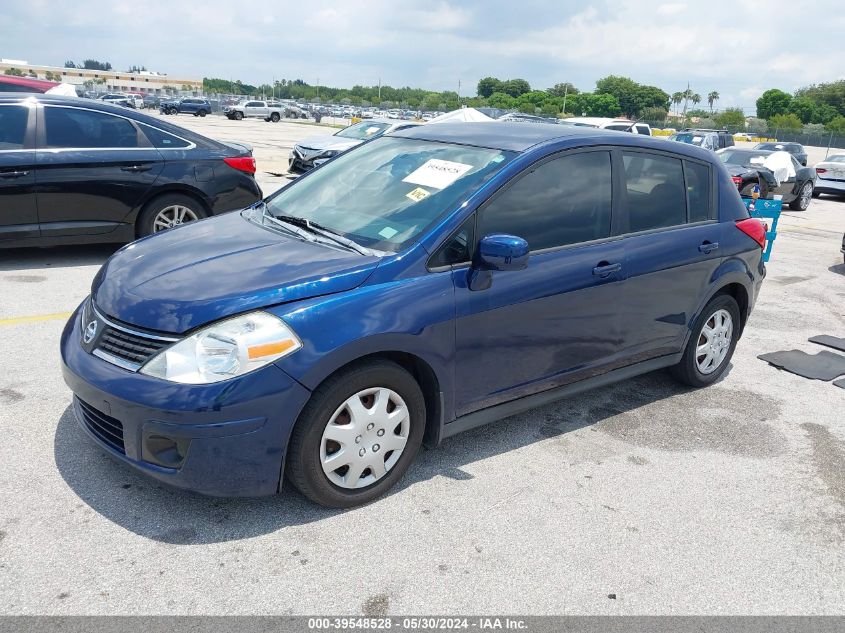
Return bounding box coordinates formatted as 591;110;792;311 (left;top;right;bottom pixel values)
60;304;312;497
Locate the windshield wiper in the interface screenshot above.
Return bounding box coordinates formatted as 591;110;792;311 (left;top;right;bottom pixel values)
275;214;374;256
260;207;318;243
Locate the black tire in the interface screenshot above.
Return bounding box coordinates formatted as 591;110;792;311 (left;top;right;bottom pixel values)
270;112;280;122
136;193;208;237
233;111;243;121
670;294;741;388
286;360;426;508
790;181;813;210
198;110;207;117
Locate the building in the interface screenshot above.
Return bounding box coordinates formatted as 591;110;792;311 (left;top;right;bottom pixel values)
0;59;202;95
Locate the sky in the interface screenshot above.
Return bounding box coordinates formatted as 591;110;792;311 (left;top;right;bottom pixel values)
3;0;844;113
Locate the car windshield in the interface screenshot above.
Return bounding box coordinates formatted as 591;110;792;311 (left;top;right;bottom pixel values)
670;133;704;146
261;136;514;253
334;121;391;140
717;150;770;165
826;155;845;164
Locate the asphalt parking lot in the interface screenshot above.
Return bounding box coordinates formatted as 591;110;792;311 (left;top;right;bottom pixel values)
1;116;844;615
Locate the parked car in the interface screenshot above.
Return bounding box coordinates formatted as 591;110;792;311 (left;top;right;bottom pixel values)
160;98;211;117
813;154;845;198
141;95;161;109
561;117;652;136
60;122;766;507
716;148;816;210
668;129;734;151
0;94;261;247
753;142;808;166
288;119;421;173
497;112;559;125
99;94;135;109
224;100;284;122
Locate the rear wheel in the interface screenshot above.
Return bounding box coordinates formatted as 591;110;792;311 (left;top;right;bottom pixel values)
198;110;207;117
790;181;813;210
286;360;425;507
137;193;207;237
670;294;740;388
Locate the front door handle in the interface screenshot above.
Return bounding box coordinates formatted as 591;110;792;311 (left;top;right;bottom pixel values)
699;241;720;254
0;170;29;179
592;262;622;277
120;164;152;172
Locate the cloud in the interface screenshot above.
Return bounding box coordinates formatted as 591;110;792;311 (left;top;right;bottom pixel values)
1;0;843;115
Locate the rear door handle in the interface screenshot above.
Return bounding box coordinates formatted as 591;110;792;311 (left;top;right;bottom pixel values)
120;165;152;172
699;241;720;254
0;170;29;179
592;262;622;277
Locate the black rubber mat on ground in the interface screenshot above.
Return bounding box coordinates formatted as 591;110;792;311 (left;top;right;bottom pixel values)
834;378;845;390
809;335;845;353
758;350;845;381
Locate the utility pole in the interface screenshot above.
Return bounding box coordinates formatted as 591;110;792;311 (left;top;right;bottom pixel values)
562;84;569;115
316;76;319;102
378;77;381;101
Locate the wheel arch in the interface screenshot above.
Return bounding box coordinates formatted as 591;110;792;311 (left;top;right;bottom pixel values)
133;187;213;237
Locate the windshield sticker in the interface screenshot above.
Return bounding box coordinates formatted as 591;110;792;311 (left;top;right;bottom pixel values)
365;126;381;135
378;226;399;239
403;159;473;190
405;187;431;203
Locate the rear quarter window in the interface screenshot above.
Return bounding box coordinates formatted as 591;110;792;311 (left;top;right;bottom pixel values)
139;124;191;149
0;105;29;149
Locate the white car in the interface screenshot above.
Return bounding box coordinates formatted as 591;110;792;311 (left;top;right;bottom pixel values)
814;154;845;197
561;116;651;136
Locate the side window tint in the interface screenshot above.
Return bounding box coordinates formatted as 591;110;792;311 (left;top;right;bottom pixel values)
44;107;140;149
685;161;711;222
0;106;29;149
480;151;612;251
430;216;475;268
139;124;190;149
623;152;686;232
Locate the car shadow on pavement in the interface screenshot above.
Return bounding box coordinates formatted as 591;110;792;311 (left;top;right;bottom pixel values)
0;244;121;271
829;263;845;276
54;369;697;545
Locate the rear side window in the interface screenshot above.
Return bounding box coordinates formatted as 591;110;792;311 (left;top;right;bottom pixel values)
0;106;28;149
44;107;141;149
623;152;686;232
139;124;191;149
480;151;612;251
684;161;712;222
636;125;650;136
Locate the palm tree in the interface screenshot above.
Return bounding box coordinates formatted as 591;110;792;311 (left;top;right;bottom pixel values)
682;88;693;115
707;91;719;113
671;92;683;113
691;93;701;109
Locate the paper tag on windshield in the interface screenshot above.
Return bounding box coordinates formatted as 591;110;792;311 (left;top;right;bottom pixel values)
365;126;380;135
378;226;399;239
406;187;431;202
403;159;473;190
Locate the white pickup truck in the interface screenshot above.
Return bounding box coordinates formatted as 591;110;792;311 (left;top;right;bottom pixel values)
224;100;284;122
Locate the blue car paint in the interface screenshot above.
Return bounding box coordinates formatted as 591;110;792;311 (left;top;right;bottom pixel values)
61;122;764;497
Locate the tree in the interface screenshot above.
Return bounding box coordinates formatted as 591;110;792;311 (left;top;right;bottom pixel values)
487;91;515;110
547;82;578;97
671;92;683;111
769;113;802;132
691;93;701;109
756;89;792;119
707;91;719;113
82;59;112;71
4;68;24;76
594;75;668;117
795;80;845;117
501;78;531;98
787;96;817;124
813;103;840;125
826;116;845;133
641;106;667;122
714;108;746;129
477;77;502;98
746;117;768;135
64;60;78;68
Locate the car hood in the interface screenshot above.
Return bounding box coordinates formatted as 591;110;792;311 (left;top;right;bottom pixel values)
296;134;361;152
92;211;380;334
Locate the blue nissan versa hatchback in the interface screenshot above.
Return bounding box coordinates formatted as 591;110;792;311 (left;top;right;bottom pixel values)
61;123;767;507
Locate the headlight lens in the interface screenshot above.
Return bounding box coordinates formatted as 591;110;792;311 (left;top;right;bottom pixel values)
321;149;339;158
139;312;301;384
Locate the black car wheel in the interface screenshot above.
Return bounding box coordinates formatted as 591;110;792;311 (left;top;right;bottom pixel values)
198;110;207;117
670;294;740;388
137;193;208;237
233;111;243;121
790;181;813;210
286;359;425;508
270;112;280;122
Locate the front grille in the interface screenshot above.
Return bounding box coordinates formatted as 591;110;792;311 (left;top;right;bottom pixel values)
96;326;170;366
77;398;125;454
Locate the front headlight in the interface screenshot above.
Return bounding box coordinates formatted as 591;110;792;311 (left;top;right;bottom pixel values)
320;150;339;158
139;312;301;384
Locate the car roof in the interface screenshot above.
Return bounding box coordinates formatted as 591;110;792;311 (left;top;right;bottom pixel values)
390;121;715;159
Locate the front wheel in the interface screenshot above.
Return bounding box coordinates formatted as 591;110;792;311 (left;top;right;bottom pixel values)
198;110;207;117
670;294;740;387
233;111;243;121
790;181;813;210
270;112;280;122
286;360;425;507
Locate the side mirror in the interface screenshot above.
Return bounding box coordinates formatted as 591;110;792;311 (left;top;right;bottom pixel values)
476;234;529;272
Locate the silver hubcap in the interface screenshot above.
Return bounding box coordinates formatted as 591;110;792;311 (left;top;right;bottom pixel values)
153;205;199;232
320;387;410;489
696;309;733;375
801;183;812;206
